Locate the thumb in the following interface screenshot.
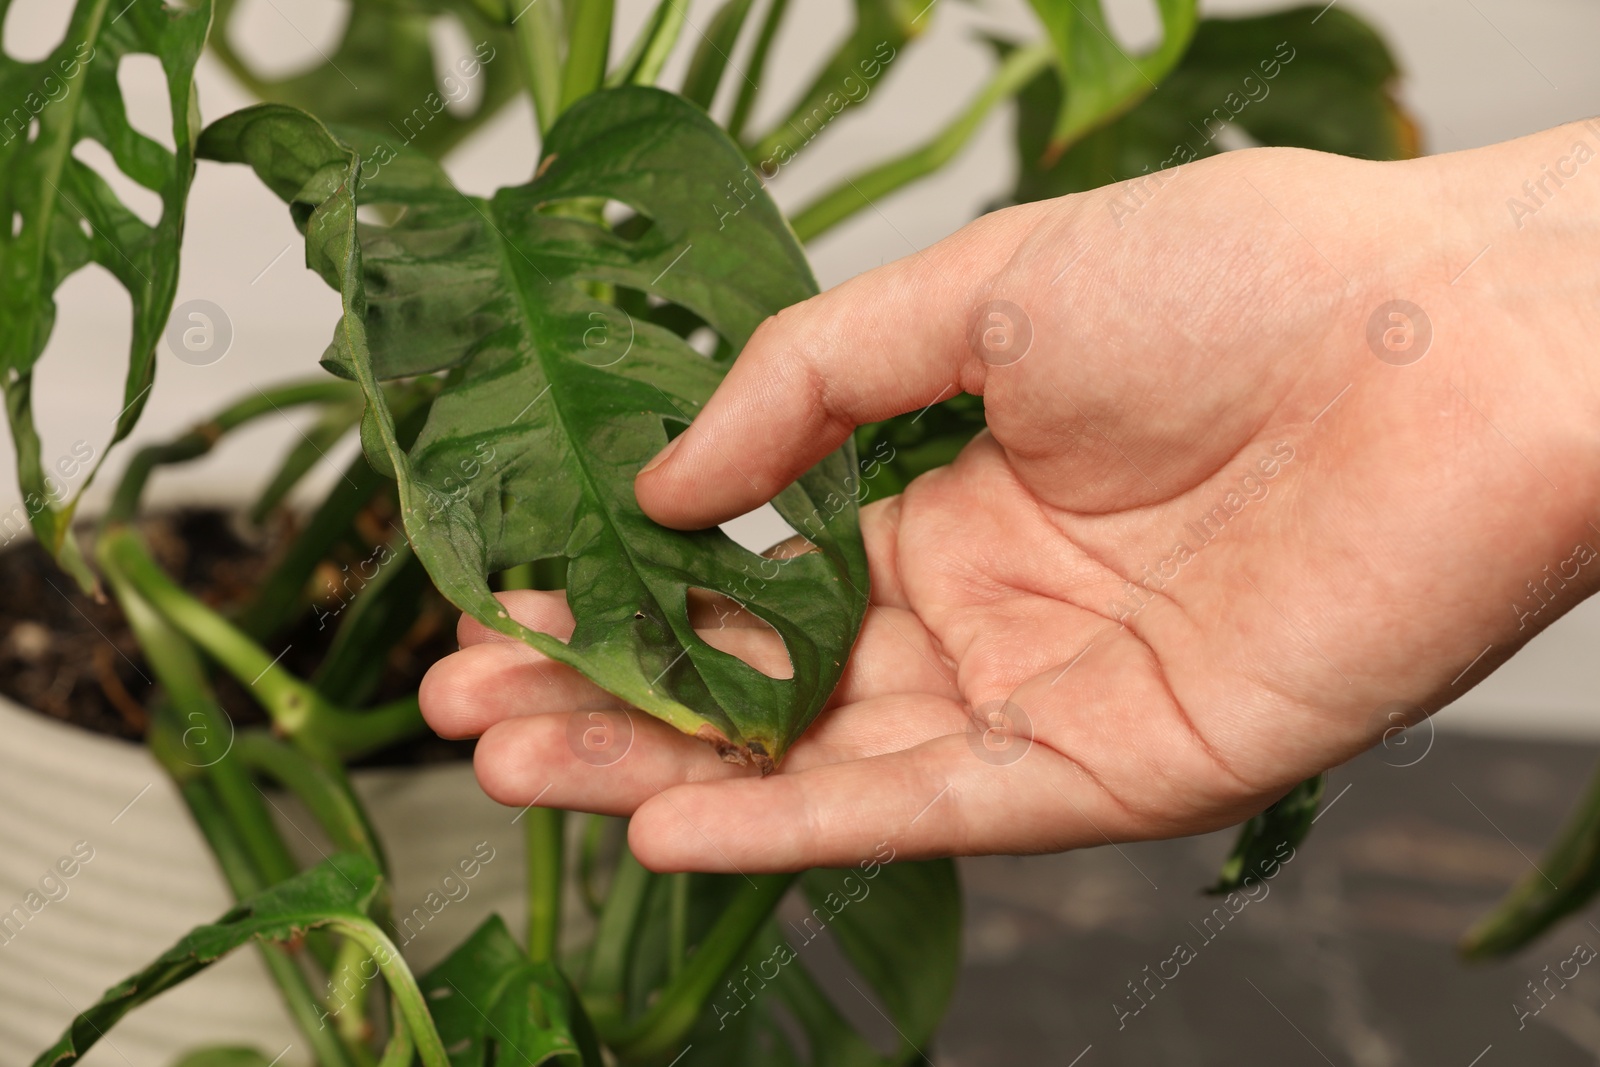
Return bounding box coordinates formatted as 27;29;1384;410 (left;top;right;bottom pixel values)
635;207;1034;529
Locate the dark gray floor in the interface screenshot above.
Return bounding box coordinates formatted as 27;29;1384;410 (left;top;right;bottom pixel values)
937;729;1600;1066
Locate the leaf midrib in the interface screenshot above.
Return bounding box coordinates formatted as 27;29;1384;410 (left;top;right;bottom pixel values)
481;193;725;738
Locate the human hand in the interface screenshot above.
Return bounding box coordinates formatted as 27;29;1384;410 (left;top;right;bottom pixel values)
421;122;1600;872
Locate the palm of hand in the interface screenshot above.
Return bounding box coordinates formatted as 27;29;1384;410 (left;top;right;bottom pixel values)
423;144;1600;872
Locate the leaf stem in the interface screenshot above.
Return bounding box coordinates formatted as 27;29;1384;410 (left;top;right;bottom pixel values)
727;0;789;140
610;874;796;1060
101;525;425;760
169;773;360;1067
526;807;566;963
559;0;613;113
104;379;359;526
788;42;1053;242
512;0;565;134
328;919;451;1067
583;847;654;1018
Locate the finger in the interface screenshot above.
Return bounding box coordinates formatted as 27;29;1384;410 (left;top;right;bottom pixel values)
419;641;617;739
458;590;575;647
473;709;752;816
635;206;1040;529
624;735;1141;873
423;601;958;739
471;691;974;816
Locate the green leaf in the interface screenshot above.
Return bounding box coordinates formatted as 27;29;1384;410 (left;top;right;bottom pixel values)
33;855;384;1067
1007;6;1417;204
747;0;927;166
420;915;601;1066
210;0;520;161
199;88;869;767
1024;0;1197;159
690;858;962;1066
1207;774;1323;895
0;0;212;589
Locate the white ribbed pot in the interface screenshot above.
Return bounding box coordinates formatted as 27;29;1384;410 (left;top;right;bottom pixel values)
0;696;526;1067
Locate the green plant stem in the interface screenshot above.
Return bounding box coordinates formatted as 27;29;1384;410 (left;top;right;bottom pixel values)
326;935;376;1052
512;0;565;133
105;379;358;525
788;42;1053;242
667;873;689;979
559;0;613;112
375;1008;415;1067
122;581;298;888
173;775;360;1067
727;0;789;140
235;730;385;871
328;919;450;1067
101;525;426;759
1462;758;1600;958
525;807;566;963
607;0;686;87
583;848;654;1016
680;0;757;110
610;874;796;1060
238;452;385;641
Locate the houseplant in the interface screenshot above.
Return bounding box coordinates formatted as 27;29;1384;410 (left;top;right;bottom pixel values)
3;1;1535;1064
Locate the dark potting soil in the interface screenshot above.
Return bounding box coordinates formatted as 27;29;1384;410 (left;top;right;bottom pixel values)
0;508;471;766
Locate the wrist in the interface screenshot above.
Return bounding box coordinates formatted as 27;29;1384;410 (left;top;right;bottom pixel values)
1408;123;1600;508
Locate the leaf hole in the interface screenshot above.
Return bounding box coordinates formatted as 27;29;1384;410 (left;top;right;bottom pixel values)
1103;0;1164;54
603;199;654;241
356;203;410;228
684;325;718;358
117;53;175;153
72;139;162;227
616;286;724;353
427;985;453;1000
428;13;488;119
78;216;92;238
10;212;21;238
2;0;71;63
225;0;351;80
687;588;794;680
720;502;808;557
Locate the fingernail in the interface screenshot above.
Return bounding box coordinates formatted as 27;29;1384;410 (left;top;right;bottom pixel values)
639;433;682;476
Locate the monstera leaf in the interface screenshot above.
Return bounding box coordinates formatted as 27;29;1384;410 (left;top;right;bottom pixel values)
199;88;870;767
209;0;519;161
33;855;393;1067
419;916;601;1066
1008;5;1417;204
0;0;212;589
1025;0;1197;160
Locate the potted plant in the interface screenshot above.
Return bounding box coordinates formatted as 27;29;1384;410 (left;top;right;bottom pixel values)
8;2;1543;1065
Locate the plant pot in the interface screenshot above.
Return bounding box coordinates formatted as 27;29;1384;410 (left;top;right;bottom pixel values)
0;696;526;1067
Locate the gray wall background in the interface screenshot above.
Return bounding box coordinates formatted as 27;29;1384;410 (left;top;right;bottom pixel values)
3;0;1598;736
